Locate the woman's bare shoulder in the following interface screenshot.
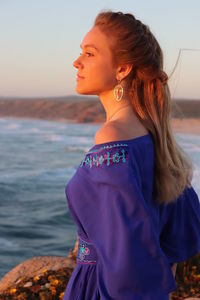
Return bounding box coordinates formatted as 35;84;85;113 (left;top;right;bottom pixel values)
94;120;148;145
94;121;121;145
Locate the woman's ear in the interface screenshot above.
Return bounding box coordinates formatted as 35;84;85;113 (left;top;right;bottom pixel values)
116;64;133;81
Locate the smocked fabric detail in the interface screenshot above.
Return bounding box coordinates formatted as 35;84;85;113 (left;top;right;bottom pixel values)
80;146;129;168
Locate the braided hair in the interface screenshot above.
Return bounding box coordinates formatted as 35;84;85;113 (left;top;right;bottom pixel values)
94;10;193;205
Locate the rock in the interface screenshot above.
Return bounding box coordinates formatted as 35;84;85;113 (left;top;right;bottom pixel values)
45;283;50;289
23;282;32;288
0;255;75;293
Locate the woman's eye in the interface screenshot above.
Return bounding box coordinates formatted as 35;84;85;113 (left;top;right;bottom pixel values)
79;52;93;57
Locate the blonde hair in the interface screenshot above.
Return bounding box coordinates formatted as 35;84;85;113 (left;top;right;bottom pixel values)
94;10;193;205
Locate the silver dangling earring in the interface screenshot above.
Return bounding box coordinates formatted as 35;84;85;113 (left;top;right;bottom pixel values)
114;79;123;101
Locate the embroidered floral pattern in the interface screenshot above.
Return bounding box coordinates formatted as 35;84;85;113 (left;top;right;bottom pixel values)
79;243;90;260
80;144;129;168
76;236;97;264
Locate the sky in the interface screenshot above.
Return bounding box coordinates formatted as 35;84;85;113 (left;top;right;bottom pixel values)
0;0;200;99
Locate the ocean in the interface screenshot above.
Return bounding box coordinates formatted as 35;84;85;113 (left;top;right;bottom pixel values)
0;117;200;280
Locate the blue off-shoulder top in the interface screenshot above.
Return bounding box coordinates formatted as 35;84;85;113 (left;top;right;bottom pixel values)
63;133;200;300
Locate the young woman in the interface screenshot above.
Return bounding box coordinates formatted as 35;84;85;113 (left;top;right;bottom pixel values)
63;10;200;299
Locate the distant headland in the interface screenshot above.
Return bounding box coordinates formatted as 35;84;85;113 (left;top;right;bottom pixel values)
0;96;200;133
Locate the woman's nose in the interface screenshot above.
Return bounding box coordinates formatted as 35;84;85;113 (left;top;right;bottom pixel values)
73;60;77;68
73;57;82;68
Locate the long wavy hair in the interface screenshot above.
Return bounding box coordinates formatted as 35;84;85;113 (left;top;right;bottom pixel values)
94;10;193;205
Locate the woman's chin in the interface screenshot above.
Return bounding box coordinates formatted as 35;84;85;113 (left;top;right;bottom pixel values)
75;89;89;95
75;84;85;92
75;86;96;95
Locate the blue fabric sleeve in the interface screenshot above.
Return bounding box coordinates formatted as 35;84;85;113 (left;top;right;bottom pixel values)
159;185;200;264
77;146;177;300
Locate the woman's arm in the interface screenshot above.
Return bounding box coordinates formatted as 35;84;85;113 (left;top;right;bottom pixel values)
169;263;177;300
171;263;177;277
68;235;79;261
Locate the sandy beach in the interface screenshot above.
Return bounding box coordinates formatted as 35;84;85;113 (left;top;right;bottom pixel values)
171;118;200;135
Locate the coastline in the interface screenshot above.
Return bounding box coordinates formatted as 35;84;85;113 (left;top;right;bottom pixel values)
0;98;200;131
1;115;200;135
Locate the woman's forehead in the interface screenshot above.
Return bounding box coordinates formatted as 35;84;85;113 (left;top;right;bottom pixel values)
81;26;110;53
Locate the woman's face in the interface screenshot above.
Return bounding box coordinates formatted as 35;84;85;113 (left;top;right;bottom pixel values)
73;26;117;95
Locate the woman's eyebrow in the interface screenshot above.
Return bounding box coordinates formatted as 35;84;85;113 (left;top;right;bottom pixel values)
80;44;99;52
